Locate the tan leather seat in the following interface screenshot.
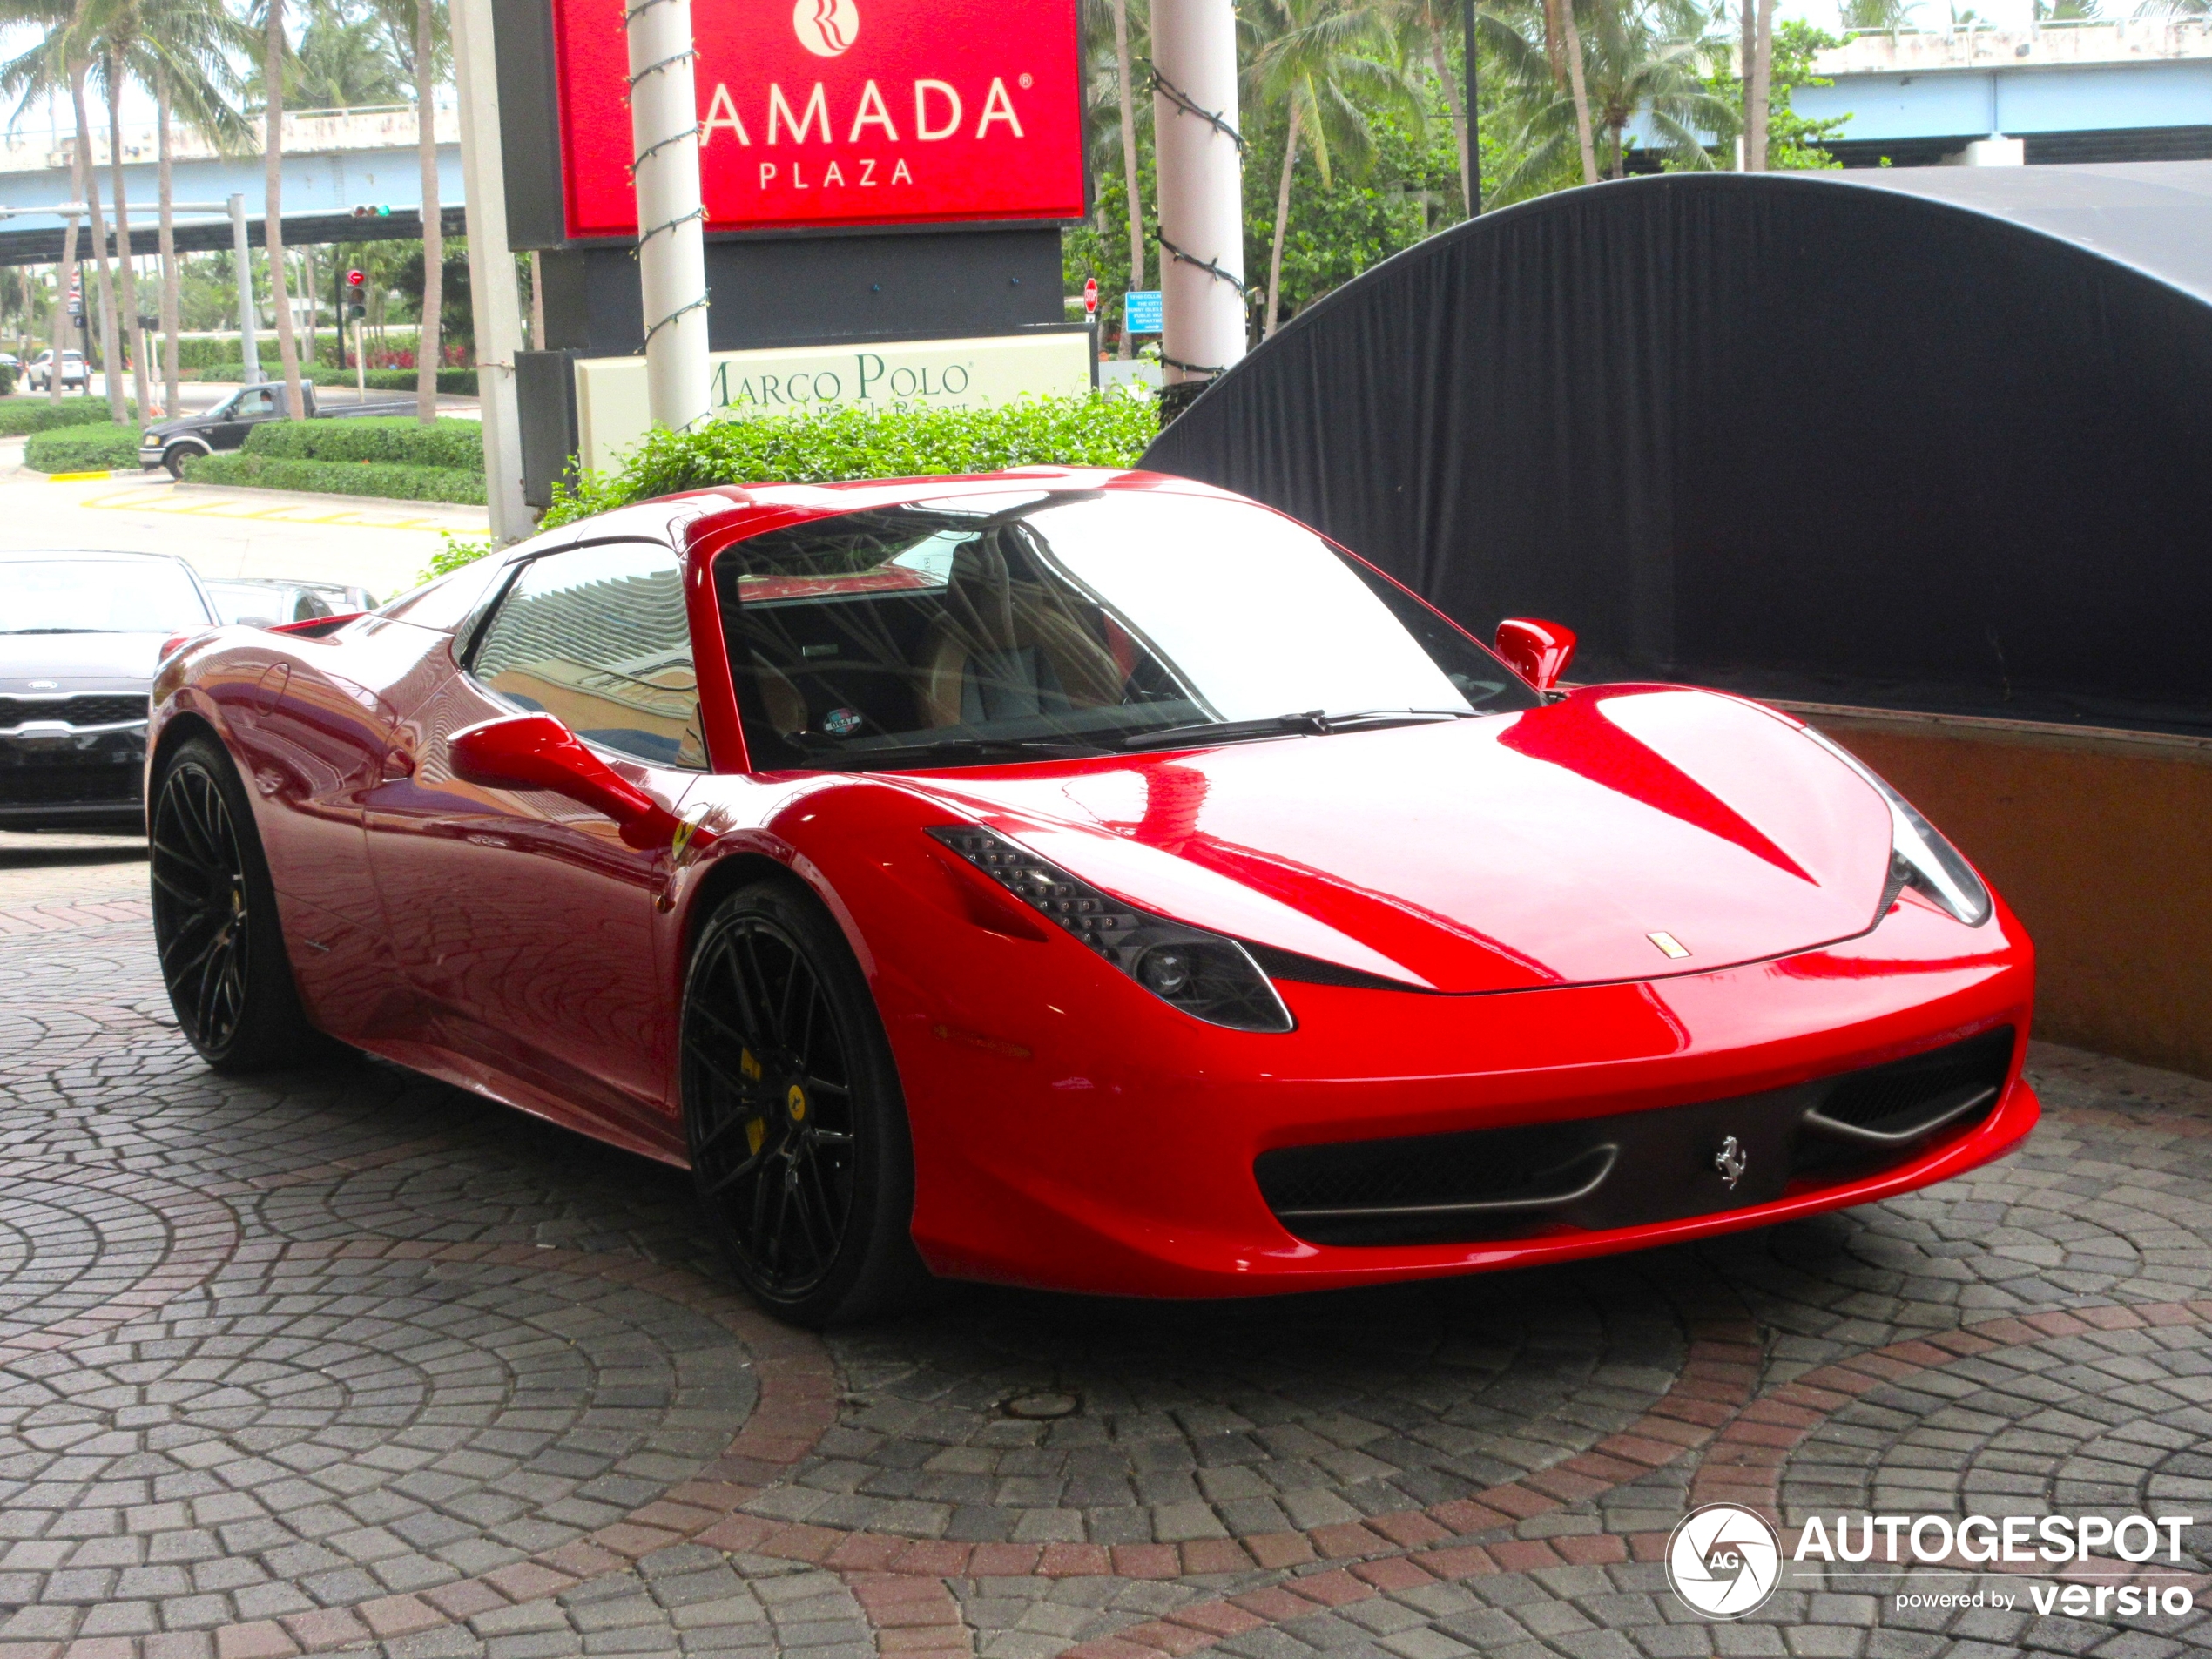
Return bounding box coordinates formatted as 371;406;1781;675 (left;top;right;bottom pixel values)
918;535;1123;728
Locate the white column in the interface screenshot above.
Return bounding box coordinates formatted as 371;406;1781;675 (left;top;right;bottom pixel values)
229;194;262;383
1150;0;1246;387
626;0;711;432
450;0;531;541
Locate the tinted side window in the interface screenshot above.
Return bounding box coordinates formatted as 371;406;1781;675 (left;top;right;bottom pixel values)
470;542;705;769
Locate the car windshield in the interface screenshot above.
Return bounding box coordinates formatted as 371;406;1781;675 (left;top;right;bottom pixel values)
0;558;212;634
715;488;1539;771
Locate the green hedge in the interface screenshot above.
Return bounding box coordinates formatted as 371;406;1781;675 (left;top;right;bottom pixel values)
24;422;142;473
190;362;478;395
0;399;134;436
181;449;487;504
244;415;484;473
0;366;14;396
541;395;1159;529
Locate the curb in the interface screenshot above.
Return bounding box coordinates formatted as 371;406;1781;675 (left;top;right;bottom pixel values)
43;469;115;481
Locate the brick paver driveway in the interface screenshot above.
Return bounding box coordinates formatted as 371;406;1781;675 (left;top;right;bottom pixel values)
4;844;2211;1659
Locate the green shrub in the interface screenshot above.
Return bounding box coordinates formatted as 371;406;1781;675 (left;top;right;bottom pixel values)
24;422;143;473
189;362;478;396
0;399;135;436
542;395;1159;529
0;366;14;396
245;415;484;473
179;450;487;504
172;332;398;371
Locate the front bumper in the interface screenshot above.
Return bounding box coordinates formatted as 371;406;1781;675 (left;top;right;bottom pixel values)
884;891;2038;1298
0;725;148;824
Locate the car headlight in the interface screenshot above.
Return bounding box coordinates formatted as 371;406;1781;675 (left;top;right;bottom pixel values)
1802;728;1991;927
927;825;1295;1033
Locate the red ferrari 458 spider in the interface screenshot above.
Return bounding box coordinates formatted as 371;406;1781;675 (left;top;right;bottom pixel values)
147;469;2037;1325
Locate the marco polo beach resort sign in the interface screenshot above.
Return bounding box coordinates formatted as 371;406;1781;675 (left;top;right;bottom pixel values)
550;0;1088;239
571;332;1094;469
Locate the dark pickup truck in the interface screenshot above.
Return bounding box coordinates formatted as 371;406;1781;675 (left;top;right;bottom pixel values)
139;381;417;478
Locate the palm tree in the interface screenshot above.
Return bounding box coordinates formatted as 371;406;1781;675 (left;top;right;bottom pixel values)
66;56;127;421
372;0;445;423
289;0;406;105
1248;0;1424;337
0;0;80;402
1487;0;1730;192
1840;0;1919;29
256;0;306;417
1390;0;1475;212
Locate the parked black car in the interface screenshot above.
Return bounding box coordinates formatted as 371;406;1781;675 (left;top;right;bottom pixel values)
0;550;217;826
139;381;414;478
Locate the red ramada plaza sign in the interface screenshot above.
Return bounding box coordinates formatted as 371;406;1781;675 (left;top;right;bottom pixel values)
550;0;1088;239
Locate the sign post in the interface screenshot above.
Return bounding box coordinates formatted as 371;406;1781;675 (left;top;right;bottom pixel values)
452;0;531;539
229;194;262;384
625;0;711;435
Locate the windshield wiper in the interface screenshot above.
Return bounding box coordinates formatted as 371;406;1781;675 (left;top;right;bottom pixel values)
826;736;1116;767
1116;708;1472;751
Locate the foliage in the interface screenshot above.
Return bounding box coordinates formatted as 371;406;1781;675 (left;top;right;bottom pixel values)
180;449;487;502
1697;18;1844;170
0;399;135;435
1838;0;1919;30
422;529;491;580
1483;0;1734;192
542;395;1159;529
242;413;483;470
1240;84;1465;327
0;365;13;396
24;421;141;472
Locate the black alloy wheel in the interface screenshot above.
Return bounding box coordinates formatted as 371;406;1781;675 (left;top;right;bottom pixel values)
683;879;928;1326
149;737;323;1071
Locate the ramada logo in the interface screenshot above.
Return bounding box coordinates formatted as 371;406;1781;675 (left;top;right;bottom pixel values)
1668;1503;1784;1620
793;0;858;56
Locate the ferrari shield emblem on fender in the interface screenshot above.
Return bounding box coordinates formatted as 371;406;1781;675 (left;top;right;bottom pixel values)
1714;1136;1748;1190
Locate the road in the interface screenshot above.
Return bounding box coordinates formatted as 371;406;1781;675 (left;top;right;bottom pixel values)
2;421;492;604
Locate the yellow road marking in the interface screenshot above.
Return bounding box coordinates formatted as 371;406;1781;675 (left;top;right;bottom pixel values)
45;469;113;482
74;483;471;533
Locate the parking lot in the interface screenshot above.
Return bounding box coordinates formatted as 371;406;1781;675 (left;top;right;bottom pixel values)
0;833;2207;1658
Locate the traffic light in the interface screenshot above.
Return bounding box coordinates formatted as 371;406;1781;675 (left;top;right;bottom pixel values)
349;203;394;219
347;269;366;288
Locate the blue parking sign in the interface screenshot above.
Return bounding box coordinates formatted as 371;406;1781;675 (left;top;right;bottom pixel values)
1123;290;1163;334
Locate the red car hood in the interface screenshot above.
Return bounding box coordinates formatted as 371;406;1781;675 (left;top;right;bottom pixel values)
900;686;1896;994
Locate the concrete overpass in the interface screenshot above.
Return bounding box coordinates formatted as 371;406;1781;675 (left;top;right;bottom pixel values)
0;104;464;264
1797;18;2212;166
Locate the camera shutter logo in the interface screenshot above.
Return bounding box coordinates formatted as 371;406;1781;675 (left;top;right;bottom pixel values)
792;0;859;56
1667;1503;1783;1619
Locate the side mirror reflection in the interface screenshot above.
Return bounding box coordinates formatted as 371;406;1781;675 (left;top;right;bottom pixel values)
448;712;678;851
1494;617;1578;693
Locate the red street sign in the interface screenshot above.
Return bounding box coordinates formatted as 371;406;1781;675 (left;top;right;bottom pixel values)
1082;277;1098;317
347;269;366;287
550;0;1086;239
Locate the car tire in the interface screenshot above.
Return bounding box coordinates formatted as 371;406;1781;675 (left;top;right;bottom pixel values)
163;444;204;482
149;735;329;1073
681;875;933;1328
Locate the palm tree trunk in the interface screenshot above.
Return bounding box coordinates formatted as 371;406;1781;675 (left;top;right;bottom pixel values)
51;212;78;407
105;60;152;422
1609;123;1622;179
1739;0;1756;168
1745;0;1776;172
1265;104;1300;340
1559;0;1598;185
415;0;441;425
70;65;125;422
1112;0;1143;359
1429;33;1471;215
158;65;181;417
266;0;305;418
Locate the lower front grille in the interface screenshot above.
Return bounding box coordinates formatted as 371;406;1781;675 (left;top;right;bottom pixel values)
0;766;142;806
1256;1027;2016;1247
